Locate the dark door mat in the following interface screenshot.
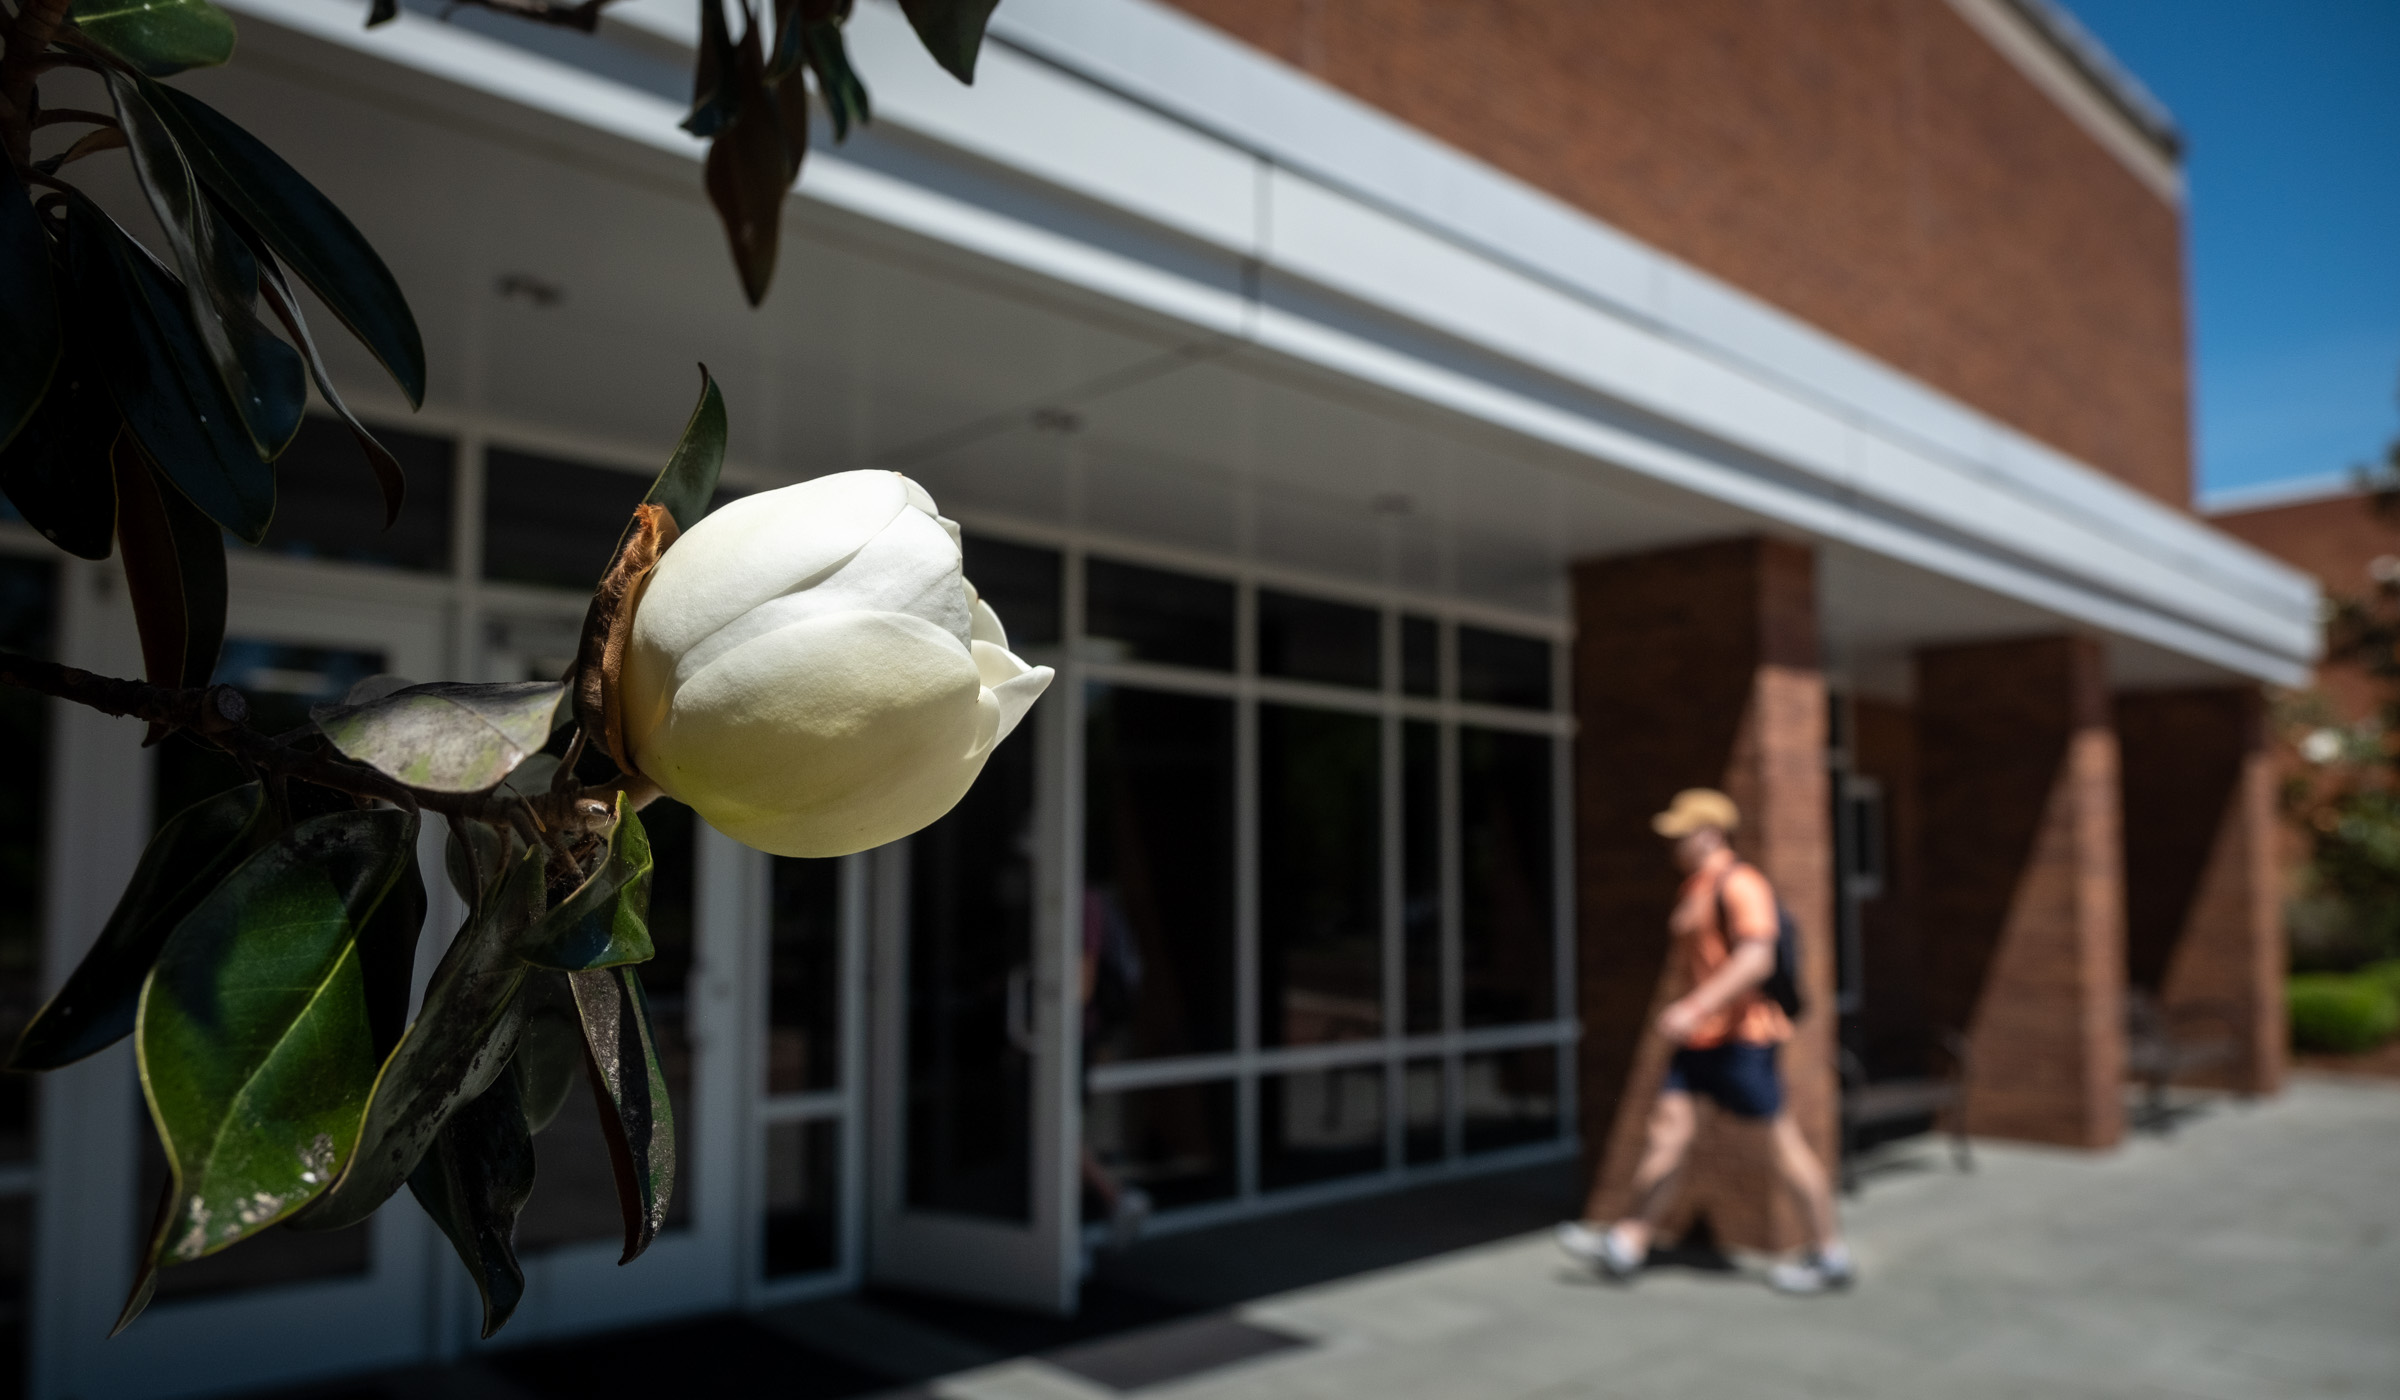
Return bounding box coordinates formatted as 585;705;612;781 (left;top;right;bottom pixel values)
1045;1314;1311;1393
484;1315;901;1400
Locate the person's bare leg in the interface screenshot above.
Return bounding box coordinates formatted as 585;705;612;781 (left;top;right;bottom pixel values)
1590;1091;1697;1256
1767;1111;1839;1251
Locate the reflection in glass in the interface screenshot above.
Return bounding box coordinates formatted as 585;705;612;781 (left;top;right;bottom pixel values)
764;1118;840;1278
1259;705;1380;1047
1403;720;1442;1037
1260;1066;1385;1190
1460;728;1555;1028
1401;615;1440;698
1084;558;1234;670
1404;1059;1446;1165
1257;590;1378;690
962;535;1062;650
482;447;653;591
767;857;841;1096
1084;685;1235;1062
522;801;698;1248
1084;1082;1236;1214
156;642;387;833
1458;627;1551;710
1461;1048;1560;1154
904;721;1036;1221
248;416;453;572
0;560;50;1166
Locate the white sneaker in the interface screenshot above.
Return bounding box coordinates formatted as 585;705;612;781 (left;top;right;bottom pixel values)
1554;1222;1643;1280
1767;1244;1856;1295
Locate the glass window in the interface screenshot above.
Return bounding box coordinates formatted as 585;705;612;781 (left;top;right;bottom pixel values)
1084;1081;1236;1215
1457;627;1551;710
763;1119;840;1278
767;858;841;1096
1402;720;1442;1037
1461;1047;1560;1154
1460;728;1555;1028
1259;706;1381;1047
962;535;1062;650
1403;1059;1445;1165
1256;590;1378;690
1084;558;1234;670
1084;685;1236;1060
0;1196;24;1388
246;416;453;573
904;713;1039;1222
522;799;697;1249
483;447;652;591
1400;615;1440;698
0;559;51;1167
1259;1065;1385;1191
155;642;387;835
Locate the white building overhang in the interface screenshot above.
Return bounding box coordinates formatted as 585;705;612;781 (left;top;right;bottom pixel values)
206;0;2319;688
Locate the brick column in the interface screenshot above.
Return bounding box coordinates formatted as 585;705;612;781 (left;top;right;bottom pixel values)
2117;687;2284;1094
1572;537;1834;1252
1917;636;2125;1149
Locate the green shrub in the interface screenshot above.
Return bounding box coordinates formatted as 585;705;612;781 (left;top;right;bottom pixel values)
2360;959;2400;1000
2288;974;2400;1054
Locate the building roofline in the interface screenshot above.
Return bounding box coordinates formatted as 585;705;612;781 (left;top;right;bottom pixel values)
2002;0;2183;160
2203;472;2365;517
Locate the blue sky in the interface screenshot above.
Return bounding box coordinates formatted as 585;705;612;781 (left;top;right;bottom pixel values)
2063;0;2399;503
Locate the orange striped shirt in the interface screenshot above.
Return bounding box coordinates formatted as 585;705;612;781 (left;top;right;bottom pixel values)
1672;861;1791;1049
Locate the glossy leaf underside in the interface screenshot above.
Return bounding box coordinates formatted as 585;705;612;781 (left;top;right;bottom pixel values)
112;436;228;701
409;1065;536;1337
249;238;406;526
0;164;61;455
9;784;268;1071
146;80;427;407
518;795;654;972
510;980;584;1136
134;808;421;1295
312;680;566;793
71;0;237;76
570;965;675;1263
291;843;540;1232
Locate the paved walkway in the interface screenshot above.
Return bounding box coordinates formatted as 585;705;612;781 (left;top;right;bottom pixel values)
926;1076;2400;1400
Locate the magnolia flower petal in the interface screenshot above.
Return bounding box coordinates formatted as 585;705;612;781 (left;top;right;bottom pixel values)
973;643;1052;748
637;610;983;857
670;504;971;681
968;594;1009;651
633;470;909;665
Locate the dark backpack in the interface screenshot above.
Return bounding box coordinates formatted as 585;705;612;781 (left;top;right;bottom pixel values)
1717;869;1806;1020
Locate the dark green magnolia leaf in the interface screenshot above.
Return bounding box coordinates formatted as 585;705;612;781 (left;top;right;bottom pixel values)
511;980;583;1135
898;0;998;84
0;266;120;561
62;195;275;543
703;16;799;306
104;68;306;462
683;0;741;138
113;437;228;699
0;162;60;454
569;964;675;1263
312;681;566;793
766;0;846;79
146;80;426;407
246;230;405;526
9;784;267;1071
291;842;540;1232
358;839;428;1063
134;808;420;1290
518;795;652;972
408;1065;535;1338
803;22;870;141
646;366;728;532
443;812;509;909
366;0;397;25
71;0;236;76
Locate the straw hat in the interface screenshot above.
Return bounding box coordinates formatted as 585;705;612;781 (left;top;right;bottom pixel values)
1651;787;1739;837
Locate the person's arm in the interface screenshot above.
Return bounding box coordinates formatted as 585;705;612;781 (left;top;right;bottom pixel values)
1658;867;1776;1044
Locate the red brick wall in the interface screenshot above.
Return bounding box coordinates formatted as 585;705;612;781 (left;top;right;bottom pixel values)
2214;492;2391;723
1166;0;2194;506
1571;537;1834;1251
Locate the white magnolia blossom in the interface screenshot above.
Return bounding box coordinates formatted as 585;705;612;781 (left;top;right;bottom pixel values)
618;470;1053;857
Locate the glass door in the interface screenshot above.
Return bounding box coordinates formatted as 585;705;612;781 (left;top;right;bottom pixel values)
43;566;449;1400
866;692;1077;1314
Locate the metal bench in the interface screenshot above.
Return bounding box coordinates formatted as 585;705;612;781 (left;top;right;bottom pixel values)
1838;1031;1973;1195
2124;990;2243;1132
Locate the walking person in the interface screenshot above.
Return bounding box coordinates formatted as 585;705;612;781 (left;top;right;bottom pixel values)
1557;788;1854;1294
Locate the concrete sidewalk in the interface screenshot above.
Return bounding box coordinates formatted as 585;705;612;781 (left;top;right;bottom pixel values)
931;1076;2400;1400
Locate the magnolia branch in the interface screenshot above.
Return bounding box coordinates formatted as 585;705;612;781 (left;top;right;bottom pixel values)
0;651;655;834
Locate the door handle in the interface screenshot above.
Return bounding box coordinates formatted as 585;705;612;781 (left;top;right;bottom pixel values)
1005;964;1037;1055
